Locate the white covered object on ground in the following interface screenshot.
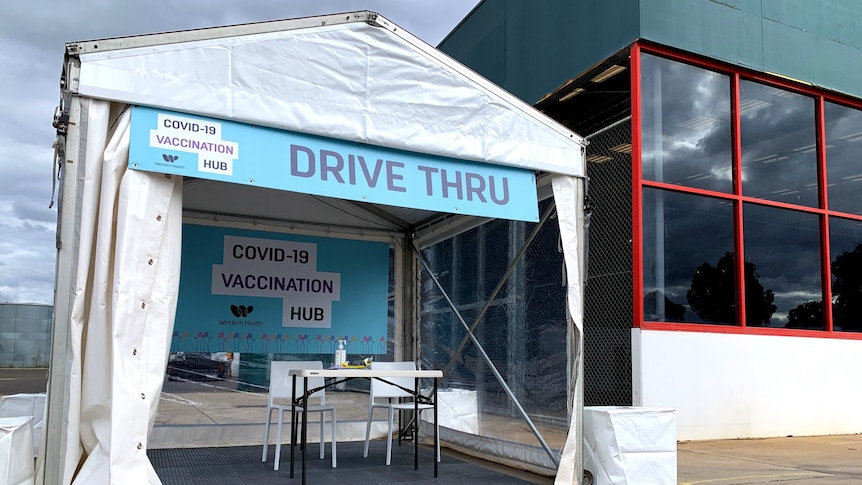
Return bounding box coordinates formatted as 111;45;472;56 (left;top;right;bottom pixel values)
582;406;676;485
0;416;35;485
420;389;479;434
0;393;46;458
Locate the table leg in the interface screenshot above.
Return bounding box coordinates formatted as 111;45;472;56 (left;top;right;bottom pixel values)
414;376;419;470
290;375;296;478
302;376;308;485
434;377;438;477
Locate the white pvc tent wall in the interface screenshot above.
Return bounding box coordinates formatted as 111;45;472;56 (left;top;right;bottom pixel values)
45;11;586;485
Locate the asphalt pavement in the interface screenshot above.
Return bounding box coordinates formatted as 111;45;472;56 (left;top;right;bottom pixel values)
677;434;862;484
0;367;49;395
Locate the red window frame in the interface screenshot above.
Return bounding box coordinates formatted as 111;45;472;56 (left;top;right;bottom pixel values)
631;40;862;340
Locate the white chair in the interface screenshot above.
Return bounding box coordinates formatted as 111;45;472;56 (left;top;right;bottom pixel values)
363;361;440;465
261;361;336;470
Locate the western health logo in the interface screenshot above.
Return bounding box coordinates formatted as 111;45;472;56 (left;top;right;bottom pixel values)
230;304;254;318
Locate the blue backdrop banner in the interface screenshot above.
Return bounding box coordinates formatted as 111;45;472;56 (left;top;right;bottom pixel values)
174;224;390;355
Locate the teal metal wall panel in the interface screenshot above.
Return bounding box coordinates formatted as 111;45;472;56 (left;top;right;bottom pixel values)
759;2;862;97
440;0;641;103
761;1;862;46
444;1;862;102
440;3;508;90
640;0;862;98
640;0;763;68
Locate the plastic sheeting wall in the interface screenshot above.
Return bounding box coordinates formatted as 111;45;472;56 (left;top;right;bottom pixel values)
418;198;568;474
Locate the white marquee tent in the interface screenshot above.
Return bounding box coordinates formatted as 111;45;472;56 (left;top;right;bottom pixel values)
45;11;587;485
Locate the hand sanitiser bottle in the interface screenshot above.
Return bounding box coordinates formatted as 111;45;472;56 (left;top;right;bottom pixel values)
335;340;346;367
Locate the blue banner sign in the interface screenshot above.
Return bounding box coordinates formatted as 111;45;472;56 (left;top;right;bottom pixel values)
129;106;539;221
174;224;390;355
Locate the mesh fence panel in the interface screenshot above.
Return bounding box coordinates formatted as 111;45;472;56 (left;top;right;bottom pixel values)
584;118;634;406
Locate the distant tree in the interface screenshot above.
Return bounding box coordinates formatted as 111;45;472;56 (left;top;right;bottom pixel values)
786;301;823;329
832;241;862;331
686;252;776;325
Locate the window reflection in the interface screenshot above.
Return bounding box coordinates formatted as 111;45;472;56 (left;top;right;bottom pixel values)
643;189;735;323
641;54;732;192
829;217;862;333
743;204;823;328
740;81;818;207
825;102;862;216
637;50;862;335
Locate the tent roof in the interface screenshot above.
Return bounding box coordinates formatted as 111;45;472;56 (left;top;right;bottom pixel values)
64;11;585;236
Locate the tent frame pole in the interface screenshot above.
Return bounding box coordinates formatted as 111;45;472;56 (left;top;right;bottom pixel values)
44;95;86;485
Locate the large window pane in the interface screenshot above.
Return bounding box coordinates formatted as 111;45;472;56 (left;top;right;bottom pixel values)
641;53;732;192
643;189;735;323
825;102;862;215
829;216;862;332
740;81;818;207
743;204;823;328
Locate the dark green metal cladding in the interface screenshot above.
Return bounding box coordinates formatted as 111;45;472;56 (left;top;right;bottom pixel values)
441;0;862;101
641;0;862;97
439;0;641;104
639;0;764;68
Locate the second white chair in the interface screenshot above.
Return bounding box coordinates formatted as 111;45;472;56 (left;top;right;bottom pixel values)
363;361;440;465
262;360;336;470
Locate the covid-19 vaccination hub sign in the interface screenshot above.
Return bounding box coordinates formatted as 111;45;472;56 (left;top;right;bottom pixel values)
172;224;390;355
128;106;539;221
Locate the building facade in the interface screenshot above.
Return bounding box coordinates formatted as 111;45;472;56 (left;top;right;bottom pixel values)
0;303;52;368
439;0;862;440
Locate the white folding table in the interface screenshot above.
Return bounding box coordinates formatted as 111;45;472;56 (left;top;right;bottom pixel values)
288;367;443;484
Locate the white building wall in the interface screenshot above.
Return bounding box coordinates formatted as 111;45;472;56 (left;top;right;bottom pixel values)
632;328;862;441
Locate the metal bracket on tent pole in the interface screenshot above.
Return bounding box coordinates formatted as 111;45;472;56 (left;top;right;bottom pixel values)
582;177;593;286
413;238;560;468
49;77;72;212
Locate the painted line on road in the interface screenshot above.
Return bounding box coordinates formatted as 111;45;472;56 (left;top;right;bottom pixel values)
680;471;828;484
160;393;201;406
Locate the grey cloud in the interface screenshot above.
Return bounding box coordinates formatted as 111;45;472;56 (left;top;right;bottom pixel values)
13;200;56;225
0;0;480;304
0;221;56;304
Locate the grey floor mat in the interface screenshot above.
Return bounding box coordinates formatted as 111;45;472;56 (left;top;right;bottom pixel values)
149;440;546;485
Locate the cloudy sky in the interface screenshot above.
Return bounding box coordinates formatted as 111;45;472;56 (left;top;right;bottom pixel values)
0;1;481;305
